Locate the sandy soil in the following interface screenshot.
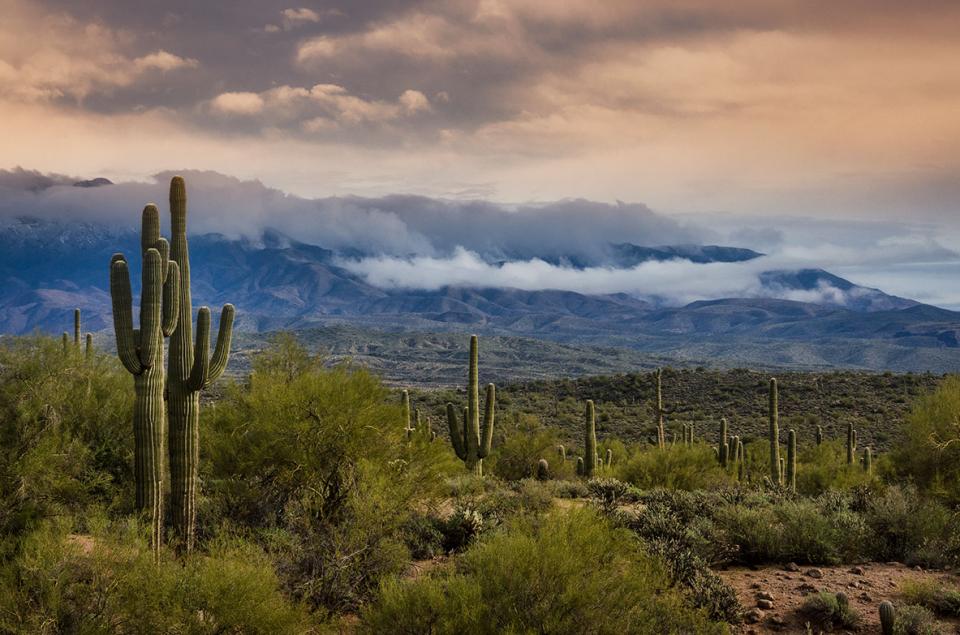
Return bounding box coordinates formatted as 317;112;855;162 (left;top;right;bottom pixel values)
719;562;960;634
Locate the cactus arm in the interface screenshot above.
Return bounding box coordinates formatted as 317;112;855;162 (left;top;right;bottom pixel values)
156;237;170;282
137;248;163;368
205;304;235;384
161;261;181;336
141;204;160;252
186;307;211;391
478;383;495;459
110;256;143;375
446;403;467;460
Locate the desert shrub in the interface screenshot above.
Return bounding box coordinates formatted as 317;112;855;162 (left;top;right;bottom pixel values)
587;477;637;508
543;479;590;498
401;513;446;560
0;516;310;633
893;376;960;505
0;337;134;556
894;604;944;635
796;440;877;495
361;508;724;634
491;414;575;481
615;444;736;490
204;334;456;613
800;591;860;631
901;579;960;617
862;485;959;566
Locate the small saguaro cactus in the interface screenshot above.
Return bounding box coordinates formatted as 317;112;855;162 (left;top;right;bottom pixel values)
598;457;604;470
73;308;81;348
536;458;549;481
787;429;797;492
166;177;235;553
85;333;93;359
737;439;746;481
688;422;694;444
816;425;823;446
654;368;665;449
718;418;729;466
780;457;785;483
61;332;69;356
584;400;598;477
445;335;495;475
846;423;855;465
605;448;613;468
879;601;895;635
863;447;872;474
558;444;566;461
110;203;181;554
769;378;782;484
576;456;584;476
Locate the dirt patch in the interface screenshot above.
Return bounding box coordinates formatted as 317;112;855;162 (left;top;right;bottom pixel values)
719;562;960;634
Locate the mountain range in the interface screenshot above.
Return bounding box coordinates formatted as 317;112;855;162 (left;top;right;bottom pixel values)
3;212;960;373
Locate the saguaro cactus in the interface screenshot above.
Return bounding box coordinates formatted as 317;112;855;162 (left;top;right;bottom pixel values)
110;204;181;553
73;308;81;348
846;423;855;465
85;333;93;359
654;369;665;449
769;378;781;484
401;390;412;437
557;444;566;461
445;335;495;475
576;456;584;476
605;448;613;468
816;425;823;446
879;601;895;635
718;418;729;466
166;177;235;553
584;400;597;477
863;447;872;474
787;429;797;492
536;458;549;481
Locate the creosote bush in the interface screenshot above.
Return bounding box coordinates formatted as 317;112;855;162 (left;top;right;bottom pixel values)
361;508;725;634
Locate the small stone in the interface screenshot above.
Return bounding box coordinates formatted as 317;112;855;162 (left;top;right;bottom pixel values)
744;608;765;624
749;582;761;589
805;568;824;579
859;592;873;602
914;565;923;572
797;583;817;593
784;562;800;572
767;615;787;628
850;566;865;575
757;599;774;609
757;591;775;602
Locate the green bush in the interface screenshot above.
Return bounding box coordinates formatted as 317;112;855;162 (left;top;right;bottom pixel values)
361;508;725;634
615;444;736;490
0;337;134;556
893;376;960;505
0;516;310;633
800;591;860;631
862;485;959;566
893;604;944;635
490;414;575;481
204;335;457;613
901;579;960;617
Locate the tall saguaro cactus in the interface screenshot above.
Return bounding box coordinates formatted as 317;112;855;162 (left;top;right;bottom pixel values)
584;400;597;477
110;204;181;552
74;308;81;348
718;418;729;466
769;378;781;484
445;335;495;475
166;177;235;552
654;369;665;449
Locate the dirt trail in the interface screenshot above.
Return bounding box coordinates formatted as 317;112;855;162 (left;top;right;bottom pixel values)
719;562;960;634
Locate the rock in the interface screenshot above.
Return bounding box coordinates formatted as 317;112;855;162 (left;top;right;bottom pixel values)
805;568;824;579
757;591;775;602
850;566;865;575
767;615;787;629
914;565;924;572
744;608;765;624
757;599;775;609
749;582;761;589
798;583;818;593
859;592;873;602
784;562;800;572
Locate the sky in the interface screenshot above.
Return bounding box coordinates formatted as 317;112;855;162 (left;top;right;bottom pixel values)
1;1;959;306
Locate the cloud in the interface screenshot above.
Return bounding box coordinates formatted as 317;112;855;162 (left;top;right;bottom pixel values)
335;246;877;307
210;92;266;115
132;50;198;73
